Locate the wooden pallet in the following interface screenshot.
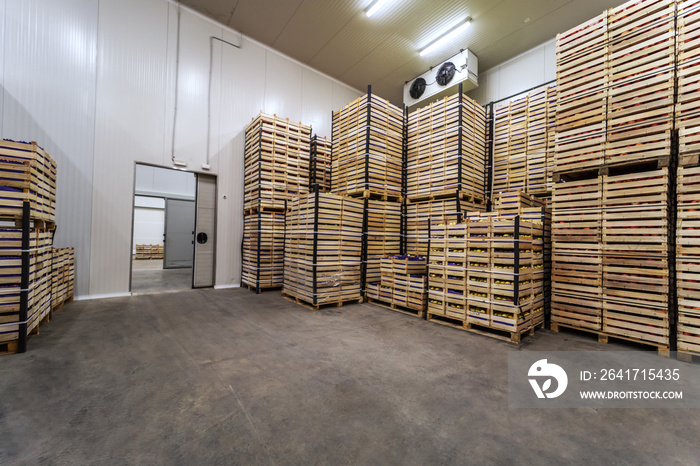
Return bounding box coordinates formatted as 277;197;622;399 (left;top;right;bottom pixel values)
551;321;670;357
366;297;425;319
426;312;545;344
242;282;283;294
282;292;362;312
0;339;19;356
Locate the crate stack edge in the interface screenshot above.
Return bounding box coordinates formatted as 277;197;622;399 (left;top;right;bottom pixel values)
51;247;75;310
242;113;311;293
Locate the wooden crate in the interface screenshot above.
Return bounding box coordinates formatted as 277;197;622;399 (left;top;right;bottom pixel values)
677;0;700;155
310;135;332;193
51;247;75;310
493;86;557;195
0;140;57;222
677;164;700;356
0;227;53;345
606;0;675;166
244;112;311;213
404;195;484;255
134;244;162;260
379;255;427;275
426;217;545;341
364;199;402;285
556;12;609;130
367;257;427;314
551;166;671;346
555;10;608;172
283;192;364;308
552;178;603;244
242;211;286;291
406;92;487;201
331;92;403;199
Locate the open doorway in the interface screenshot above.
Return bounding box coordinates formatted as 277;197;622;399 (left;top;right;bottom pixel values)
131;164;196;294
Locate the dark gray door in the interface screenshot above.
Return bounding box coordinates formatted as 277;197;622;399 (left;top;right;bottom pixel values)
193;175;216;287
164;198;195;269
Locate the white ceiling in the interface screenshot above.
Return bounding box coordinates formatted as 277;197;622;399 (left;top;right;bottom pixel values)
179;0;630;105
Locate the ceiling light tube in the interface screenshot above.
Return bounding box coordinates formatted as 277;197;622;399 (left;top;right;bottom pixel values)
366;0;391;18
420;18;472;57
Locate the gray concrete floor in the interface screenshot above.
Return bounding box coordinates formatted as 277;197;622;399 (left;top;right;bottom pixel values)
131;259;192;295
0;289;698;465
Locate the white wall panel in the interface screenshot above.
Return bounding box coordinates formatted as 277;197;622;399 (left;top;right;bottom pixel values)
2;0;361;297
467;39;556;106
0;0;5;133
302;68;333;138
213;37;266;286
264;51;304;123
90;0;170;295
172;11;222;168
333;81;364;113
133;203;165;251
1;0;98;298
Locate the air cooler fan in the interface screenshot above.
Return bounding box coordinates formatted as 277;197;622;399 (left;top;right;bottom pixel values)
409;78;427;99
436;62;456;86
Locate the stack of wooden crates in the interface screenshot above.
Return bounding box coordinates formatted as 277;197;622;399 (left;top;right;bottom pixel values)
493;86;557;195
242;113;311;293
427;216;545;343
310;136;332;193
330;88;403;294
51;247;75;310
405;88;488;257
135;244;163;260
676;0;700;362
0;140;57;354
366;255;428;315
551;0;676;354
283;192;364;309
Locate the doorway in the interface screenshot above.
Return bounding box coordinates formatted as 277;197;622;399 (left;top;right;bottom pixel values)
130;164;216;294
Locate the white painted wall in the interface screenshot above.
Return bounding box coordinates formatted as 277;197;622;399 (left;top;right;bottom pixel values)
467;39;556;106
0;0;362;298
133;196;166;252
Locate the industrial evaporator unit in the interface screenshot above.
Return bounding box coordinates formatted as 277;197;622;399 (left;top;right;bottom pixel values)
404;49;478;110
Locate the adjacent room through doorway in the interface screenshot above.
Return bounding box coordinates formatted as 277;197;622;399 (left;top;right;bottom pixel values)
131;164;196;294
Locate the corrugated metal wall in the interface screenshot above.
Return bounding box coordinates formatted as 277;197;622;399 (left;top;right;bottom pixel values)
0;0;362;298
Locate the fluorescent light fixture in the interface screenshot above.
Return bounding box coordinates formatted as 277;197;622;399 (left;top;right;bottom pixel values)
420;18;472;57
366;0;391;17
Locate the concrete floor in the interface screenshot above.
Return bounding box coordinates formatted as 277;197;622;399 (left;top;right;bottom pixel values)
0;289;698;465
131;259;192;294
